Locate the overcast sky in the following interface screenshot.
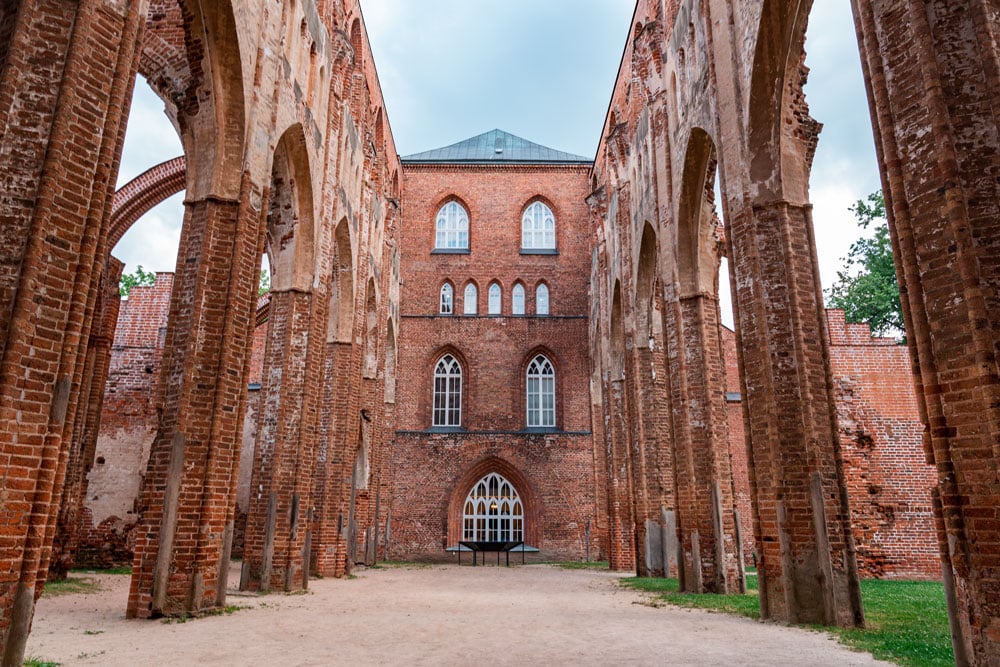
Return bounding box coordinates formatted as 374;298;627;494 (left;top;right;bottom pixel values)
114;0;880;326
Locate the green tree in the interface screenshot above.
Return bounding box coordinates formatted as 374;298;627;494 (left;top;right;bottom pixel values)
258;268;270;297
825;191;903;338
119;265;156;297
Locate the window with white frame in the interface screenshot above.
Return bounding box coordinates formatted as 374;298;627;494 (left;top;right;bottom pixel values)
440;283;453;314
512;284;525;315
433;354;462;427
464;283;478;315
521;201;555;250
435;201;469;250
526;354;555;427
488;282;501;315
536;283;549;315
462;472;524;543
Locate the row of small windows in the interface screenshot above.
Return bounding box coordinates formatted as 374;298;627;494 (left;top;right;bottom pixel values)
440;282;549;316
432;353;555;428
435;200;556;250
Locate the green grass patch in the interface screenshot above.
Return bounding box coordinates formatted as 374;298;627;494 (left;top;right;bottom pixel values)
42;576;100;597
827;579;952;667
71;566;131;575
371;561;434;569
553;560;610;570
23;658;61;667
621;576;952;666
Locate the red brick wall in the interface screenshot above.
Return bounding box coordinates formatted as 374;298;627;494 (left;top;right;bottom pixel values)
724;313;938;579
391;163;604;561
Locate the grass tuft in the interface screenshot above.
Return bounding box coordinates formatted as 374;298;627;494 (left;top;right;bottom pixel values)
23;657;61;667
553;560;610;570
620;576;952;666
71;566;131;575
42;576;100;597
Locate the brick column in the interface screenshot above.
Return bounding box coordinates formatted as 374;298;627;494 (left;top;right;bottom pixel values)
312;340;359;577
241;289;322;592
669;293;741;593
50;259;125;579
853;0;1000;661
128;192;262;619
0;1;142;663
728;200;864;626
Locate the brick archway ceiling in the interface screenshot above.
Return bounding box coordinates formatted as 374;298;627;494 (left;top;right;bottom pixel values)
139;1;193;106
108;156;186;250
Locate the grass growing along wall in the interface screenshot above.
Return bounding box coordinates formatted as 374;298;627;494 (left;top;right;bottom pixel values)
620;576;952;667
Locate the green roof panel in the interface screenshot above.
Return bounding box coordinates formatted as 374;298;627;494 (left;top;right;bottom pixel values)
401;129;590;164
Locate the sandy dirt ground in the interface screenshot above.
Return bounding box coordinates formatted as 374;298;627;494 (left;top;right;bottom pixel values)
25;563;893;666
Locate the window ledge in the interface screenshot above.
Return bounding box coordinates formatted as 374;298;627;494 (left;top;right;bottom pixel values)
519;248;559;255
524;426;559;434
427;426;465;433
431;248;470;255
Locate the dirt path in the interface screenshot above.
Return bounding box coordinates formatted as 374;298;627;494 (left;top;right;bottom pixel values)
26;564;892;666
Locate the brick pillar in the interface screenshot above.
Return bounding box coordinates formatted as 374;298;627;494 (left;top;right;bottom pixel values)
0;1;142;663
670;293;741;593
312;340;358;577
630;342;674;576
606;377;636;571
729;200;863;626
853;0;1000;661
241;289;321;592
128;192;262;619
50;259;125;579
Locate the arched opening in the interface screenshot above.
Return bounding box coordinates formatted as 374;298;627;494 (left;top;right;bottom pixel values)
383;319;397;404
363;278;378;378
328;219;354;343
462;473;524;543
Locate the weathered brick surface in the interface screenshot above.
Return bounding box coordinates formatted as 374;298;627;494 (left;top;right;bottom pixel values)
390;163;603;562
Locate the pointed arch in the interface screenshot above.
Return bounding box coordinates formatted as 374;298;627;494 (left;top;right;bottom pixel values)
362;278;378;377
384;318;397;403
266;124;315;292
636;223;659;341
447;457;540;548
328;218;354;343
677;128;720;299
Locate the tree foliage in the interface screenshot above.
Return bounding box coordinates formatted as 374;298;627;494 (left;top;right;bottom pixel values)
258;269;270;297
119;265;156;297
825;191;904;337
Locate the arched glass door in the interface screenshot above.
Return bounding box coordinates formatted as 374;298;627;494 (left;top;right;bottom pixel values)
462;472;523;542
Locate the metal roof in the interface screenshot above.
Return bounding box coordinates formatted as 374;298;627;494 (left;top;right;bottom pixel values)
401;129;591;164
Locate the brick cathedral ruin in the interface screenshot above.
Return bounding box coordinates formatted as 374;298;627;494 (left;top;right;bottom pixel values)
1;0;997;665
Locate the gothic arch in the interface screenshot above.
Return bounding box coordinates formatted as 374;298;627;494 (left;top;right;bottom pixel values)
267;124;316;292
108;156;187;250
677;128;720;299
328;218;354;343
446;457;540;548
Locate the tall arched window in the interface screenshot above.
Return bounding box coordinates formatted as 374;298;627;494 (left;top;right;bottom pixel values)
436;201;469;250
512;284;525;315
488;282;501;315
536;283;549;315
526;354;555;428
433;354;462;427
464;283;478;315
440;282;453;314
463;473;524;543
521;201;555;250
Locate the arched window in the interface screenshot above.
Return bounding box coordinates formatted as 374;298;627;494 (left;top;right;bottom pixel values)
521;201;555;250
526;354;555;428
463;472;524;543
536;283;549;315
464;283;478;315
440;282;453;314
433;354;462;427
488;282;501;315
436;201;469;249
512;284;525;315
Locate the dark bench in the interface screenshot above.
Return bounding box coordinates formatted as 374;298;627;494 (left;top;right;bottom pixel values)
457;540;524;566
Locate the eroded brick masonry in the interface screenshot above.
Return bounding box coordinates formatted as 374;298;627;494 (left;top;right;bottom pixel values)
1;0;998;665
